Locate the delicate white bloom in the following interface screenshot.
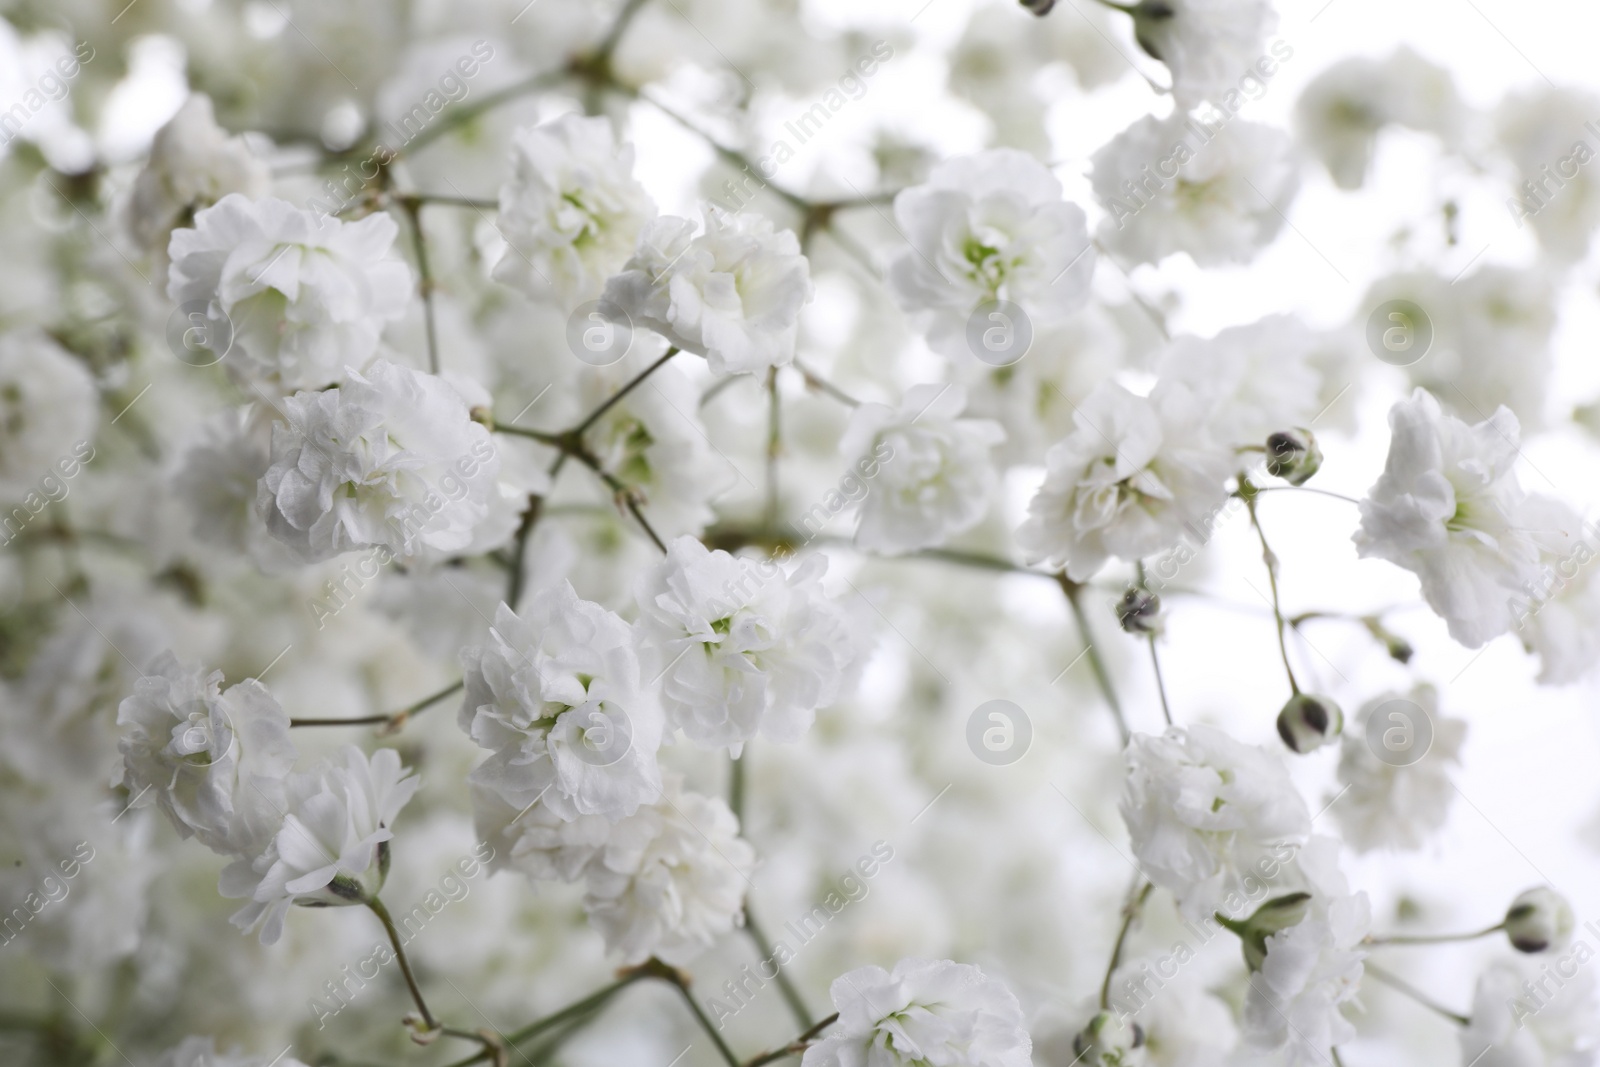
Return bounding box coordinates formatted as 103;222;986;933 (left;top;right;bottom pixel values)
1461;959;1600;1067
1354;388;1540;648
885;148;1095;359
1296;48;1464;189
492;112;657;305
634;536;857;751
171;403;274;552
223;745;419;945
126;94;270;262
603;209;812;376
1513;496;1600;684
1155;314;1329;448
1498;86;1600;263
153;1036;311;1067
803;957;1032;1067
0;331;97;502
116;653;296;857
1242;838;1370;1063
1092;114;1299;268
1331;686;1467;852
582;774;755;965
837;384;1004;555
257;359;501;562
459;587;663;822
1017;380;1232;581
1101;966;1239;1066
1130;0;1279;110
1120;725;1311;921
167;193;411;391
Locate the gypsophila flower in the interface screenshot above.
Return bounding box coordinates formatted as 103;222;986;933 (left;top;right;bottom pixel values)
1130;0;1279;110
0;330;97;503
1121;725;1311;921
167;193;411;391
171;403;275;553
257;358;500;562
1461;959;1600;1066
116;652;296;857
459;586;663;822
1355;388;1541;648
1017;380;1232;581
223;745;418;944
634;536;857;752
1154;315;1329;448
603;208;812;376
1331;686;1465;852
838;384;1005;555
804;957;1033;1067
492;112;657;305
885;148;1095;359
1513;495;1600;684
125;94;270;264
1092;114;1299;268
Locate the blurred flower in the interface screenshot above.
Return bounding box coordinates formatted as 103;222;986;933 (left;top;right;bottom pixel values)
1461;958;1600;1066
0;330;97;503
1130;0;1278;110
1154;315;1329;448
1330;686;1466;853
1514;495;1600;684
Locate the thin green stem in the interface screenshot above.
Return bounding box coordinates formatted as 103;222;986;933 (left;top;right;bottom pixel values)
765;366;781;527
669;977;741;1067
729;749;746;822
439;973;647;1067
792;359;860;407
1366;922;1505;947
365;896;437;1032
398;197;440;375
1148;635;1173;726
290;679;464;729
1100;882;1154;1009
1363;962;1471;1027
743;906;814;1029
399;69;568;156
1250;485;1361;505
741;1013;840;1067
572;348;679;437
493;423;567;446
1242;479;1300;696
1060;576;1131;745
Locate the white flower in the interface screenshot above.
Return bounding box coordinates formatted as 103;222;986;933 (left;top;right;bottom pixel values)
1331;686;1467;852
1092;114;1299;268
582;774;755;965
125;94;270;263
1509;496;1600;685
1017;380;1232;581
602;209;812;376
116;652;296;857
1154;315;1330;448
1498;86;1600;263
1130;0;1278;110
459;587;663;822
171;403;274;552
1242;838;1370;1064
803;957;1033;1067
1354;388;1541;648
1461;959;1600;1067
492;112;657;306
167;193;411;391
223;745;419;945
838;384;1005;555
1295;48;1464;190
154;1036;311;1067
1120;725;1311;921
634;536;857;751
257;359;501;563
1101;965;1239;1066
0;331;97;502
885;148;1095;360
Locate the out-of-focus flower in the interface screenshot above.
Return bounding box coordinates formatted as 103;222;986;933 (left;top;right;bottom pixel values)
1461;958;1600;1066
1295;47;1464;189
634;536;857;751
804;957;1033;1067
171;403;274;553
223;745;419;944
257;359;501;562
126;94;270;264
1330;686;1466;852
492;112;657;306
0;331;97;503
1017;380;1232;580
838;384;1004;555
1498;86;1600;264
1092;114;1298;267
885;148;1095;359
603;209;812;376
459;588;663;822
1129;0;1279;110
1354;388;1540;648
168;194;411;391
116;652;296;857
1154;315;1330;447
1121;724;1311;921
1513;495;1600;685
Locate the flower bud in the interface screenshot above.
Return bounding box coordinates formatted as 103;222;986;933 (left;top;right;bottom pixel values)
1073;1011;1147;1066
1019;0;1057;13
1116;586;1163;635
1264;428;1322;486
1276;693;1343;754
1505;887;1574;953
1217;892;1313;972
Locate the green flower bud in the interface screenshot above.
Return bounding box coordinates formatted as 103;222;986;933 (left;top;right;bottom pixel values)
1264;428;1323;486
1117;586;1163;635
1505;887;1575;953
1217;892;1313;972
1277;693;1344;754
1073;1011;1147;1066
